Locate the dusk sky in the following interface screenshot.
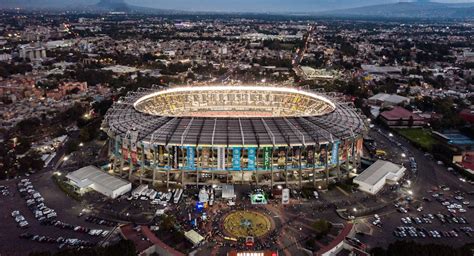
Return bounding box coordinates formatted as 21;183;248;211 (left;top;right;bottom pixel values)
1;0;474;12
128;0;474;12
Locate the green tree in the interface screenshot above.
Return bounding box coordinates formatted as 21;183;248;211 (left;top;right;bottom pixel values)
312;219;332;239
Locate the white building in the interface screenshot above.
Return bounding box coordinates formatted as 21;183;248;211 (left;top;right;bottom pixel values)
66;166;131;199
353;160;405;195
19;44;47;60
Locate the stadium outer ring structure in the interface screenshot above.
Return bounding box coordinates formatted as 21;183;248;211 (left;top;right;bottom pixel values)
102;85;367;187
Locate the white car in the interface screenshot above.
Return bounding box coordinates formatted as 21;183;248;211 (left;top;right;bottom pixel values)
11;210;20;217
18;221;29;228
463;201;470;205
15;215;25;222
459;208;467;213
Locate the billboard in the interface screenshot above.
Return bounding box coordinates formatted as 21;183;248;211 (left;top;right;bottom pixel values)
331;141;339;165
248;148;256;170
263;147;272;170
187;146;195;169
232;147;241;170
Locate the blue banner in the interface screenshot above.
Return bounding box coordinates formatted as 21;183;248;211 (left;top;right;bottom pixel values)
331;141;339;165
186;146;195;169
232;147;241;170
248;148;256;170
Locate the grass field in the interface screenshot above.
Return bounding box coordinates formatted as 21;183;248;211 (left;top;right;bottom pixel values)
396;128;436;152
223;211;272;238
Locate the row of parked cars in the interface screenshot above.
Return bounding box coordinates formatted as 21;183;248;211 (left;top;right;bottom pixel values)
84;215;117;227
401;215;434;225
19;232;95;249
39;219;110;237
11;210;29;228
1;185;10;196
394;226;463;238
17;179;57;223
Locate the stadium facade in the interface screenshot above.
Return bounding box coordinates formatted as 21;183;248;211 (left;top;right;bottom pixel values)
102;85;367;187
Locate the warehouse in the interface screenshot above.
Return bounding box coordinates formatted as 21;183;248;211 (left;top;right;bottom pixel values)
353;160;405;195
66;165;132;199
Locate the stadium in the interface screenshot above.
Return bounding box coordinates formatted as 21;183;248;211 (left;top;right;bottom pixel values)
102;85;367;187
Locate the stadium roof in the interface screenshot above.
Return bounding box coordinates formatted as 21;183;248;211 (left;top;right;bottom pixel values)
66;165;130;191
103;86;366;147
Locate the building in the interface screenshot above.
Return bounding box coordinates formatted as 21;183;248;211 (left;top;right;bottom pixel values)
368;93;410;107
19;44;47;60
459;108;474;124
120;224;185;256
379;107;425;128
432;131;474;172
102;85;366;187
353;160;405;195
66;165;131;199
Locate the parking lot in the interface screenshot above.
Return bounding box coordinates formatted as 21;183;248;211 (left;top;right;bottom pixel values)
0;172;115;255
356;125;474;249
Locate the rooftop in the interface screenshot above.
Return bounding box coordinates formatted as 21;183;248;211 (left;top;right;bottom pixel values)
66;165;130;191
380;107;424;121
354;160;404;186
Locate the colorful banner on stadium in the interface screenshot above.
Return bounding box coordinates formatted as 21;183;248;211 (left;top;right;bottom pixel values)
121;136;129;161
331;141;340;165
232;147;241;170
217;147;225;170
247;147;256;170
263;147;272;170
130;131;138;164
186;146;195;169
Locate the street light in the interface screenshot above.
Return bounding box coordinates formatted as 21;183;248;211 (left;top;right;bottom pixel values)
63;156;69;161
388;133;393;137
408;190;413;195
353;207;357;212
79;142;84;147
401;153;406;158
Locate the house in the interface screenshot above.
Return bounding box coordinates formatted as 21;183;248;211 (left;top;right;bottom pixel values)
379;107;425;128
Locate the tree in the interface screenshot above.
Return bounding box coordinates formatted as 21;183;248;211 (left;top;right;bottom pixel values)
312;219;332;239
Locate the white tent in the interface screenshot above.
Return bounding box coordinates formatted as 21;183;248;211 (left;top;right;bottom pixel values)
184;230;204;246
66;166;131;199
354;160;405;195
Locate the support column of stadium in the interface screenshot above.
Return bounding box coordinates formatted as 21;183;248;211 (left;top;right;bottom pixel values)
261;118;276;187
196;148;199;186
313;149;316;188
285;146;289;186
166;146;171;188
283;117;306;188
271;147;275;188
249;119;260;186
181;147;185;185
152;146;157;187
210;118;217;184
325;144;329;185
270;118;291;185
299;147;303;189
238;118;245;184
